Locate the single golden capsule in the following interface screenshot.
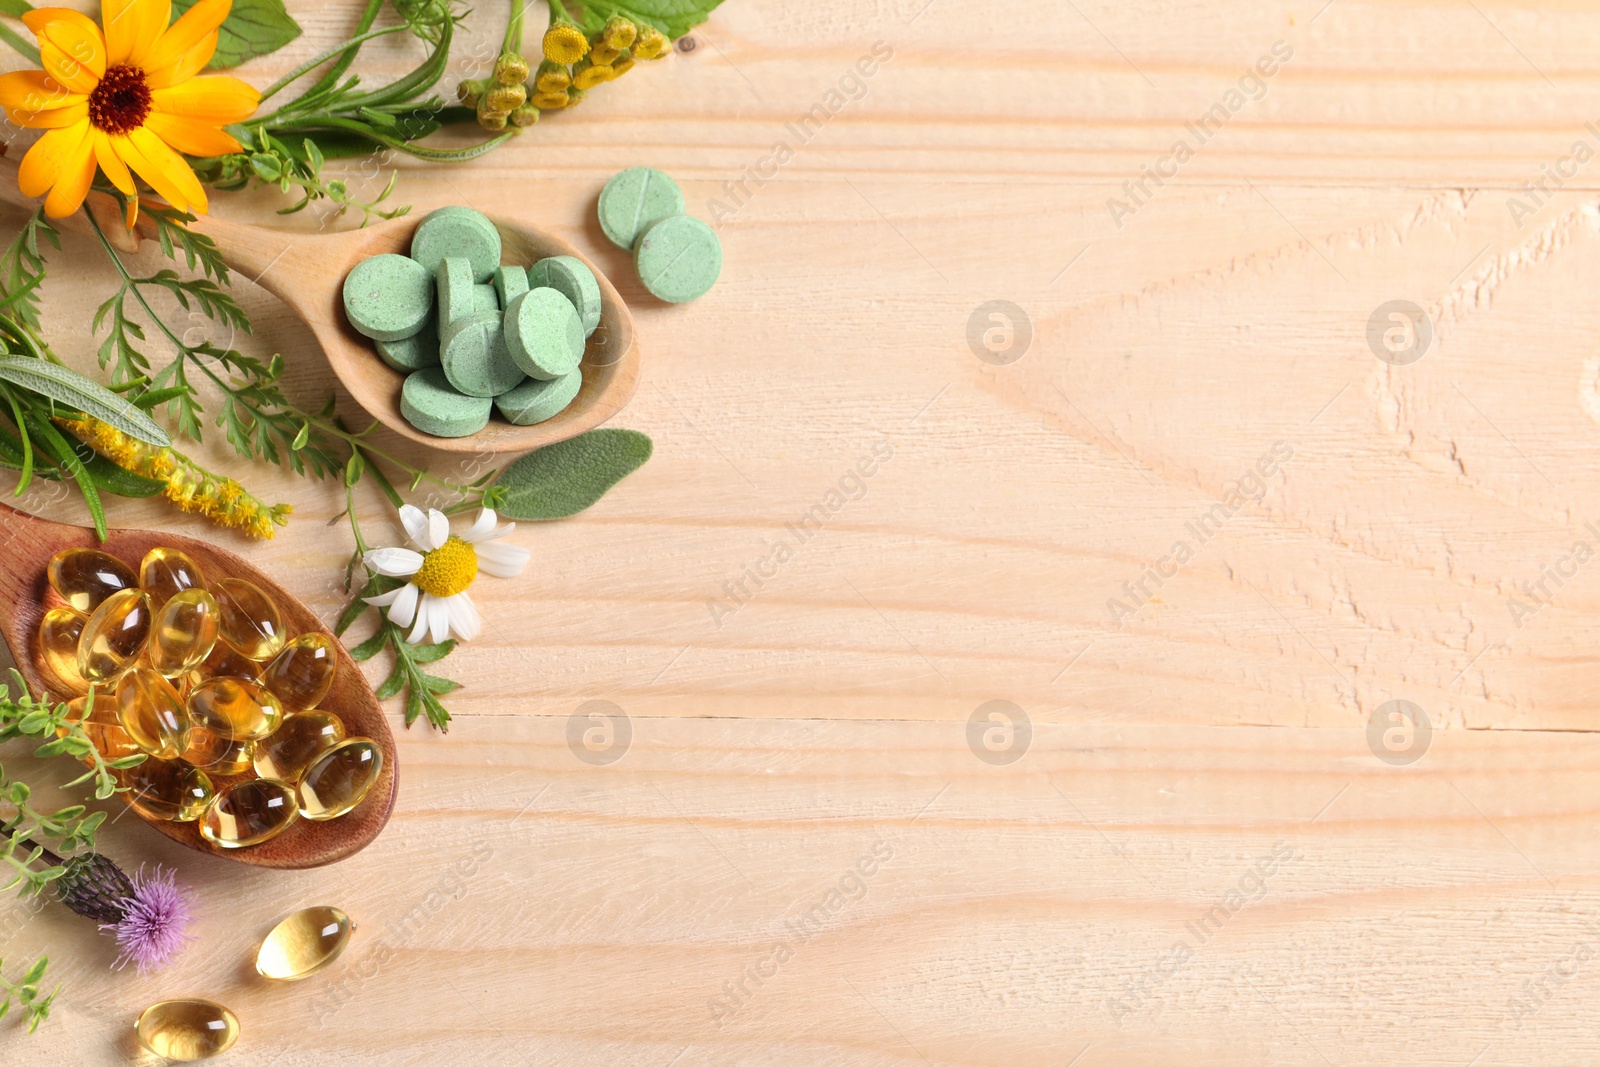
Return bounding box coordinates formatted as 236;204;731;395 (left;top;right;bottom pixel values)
121;759;213;822
253;711;344;783
135;998;240;1060
60;690;142;766
298;738;383;820
188;677;283;741
214;577;286;661
139;546;206;608
115;667;190;759
261;632;337;712
180;728;255;776
76;588;151;682
256;905;352;980
46;547;136;612
36;606;90;697
147;588;220;678
200;778;298;848
199;637;262;682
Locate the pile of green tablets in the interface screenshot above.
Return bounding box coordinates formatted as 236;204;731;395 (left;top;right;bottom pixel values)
598;167;722;303
341;206;601;438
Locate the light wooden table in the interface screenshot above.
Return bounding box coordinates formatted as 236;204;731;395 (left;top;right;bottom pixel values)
4;0;1600;1062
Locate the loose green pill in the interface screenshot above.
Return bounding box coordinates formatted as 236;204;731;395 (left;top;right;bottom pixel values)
473;284;499;316
598;167;685;250
400;367;492;438
441;309;526;398
634;215;722;304
409;206;501;282
375;318;440;372
504;288;584;381
535;255;602;337
437;258;476;326
493;266;528;307
495;369;582;425
342;254;432;342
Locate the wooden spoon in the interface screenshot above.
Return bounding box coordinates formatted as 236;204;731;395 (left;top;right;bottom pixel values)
0;501;395;870
0;159;642;457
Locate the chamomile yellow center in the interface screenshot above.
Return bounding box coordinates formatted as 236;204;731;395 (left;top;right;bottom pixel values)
412;537;478;598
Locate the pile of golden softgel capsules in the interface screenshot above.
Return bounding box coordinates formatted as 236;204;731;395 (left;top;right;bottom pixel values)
37;547;381;848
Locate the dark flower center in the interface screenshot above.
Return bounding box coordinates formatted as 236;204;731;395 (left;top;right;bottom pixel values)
88;65;151;135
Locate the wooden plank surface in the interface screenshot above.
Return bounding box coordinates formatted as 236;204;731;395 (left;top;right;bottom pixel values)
3;0;1600;1061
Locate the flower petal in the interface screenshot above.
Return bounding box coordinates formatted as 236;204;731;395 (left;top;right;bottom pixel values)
364;547;423;577
43;124;96;218
102;0;170;66
102;130;185;212
445;593;481;642
143;111;242;157
92;130;134;196
426;510;450;551
7;100;88;129
388;582;419;629
428;593;450;644
462;509;499;543
398;504;430;548
406;595;433;645
0;70;83;114
124;126;208;213
475;541;529;578
363;588;403;608
23;8;108;89
141;0;227;85
18;122;90;198
144;29;217;90
150;75;259;124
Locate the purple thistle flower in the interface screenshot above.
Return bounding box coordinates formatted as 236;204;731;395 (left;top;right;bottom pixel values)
105;866;195;975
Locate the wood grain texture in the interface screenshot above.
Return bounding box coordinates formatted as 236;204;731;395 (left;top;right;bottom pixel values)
1;0;1599;1060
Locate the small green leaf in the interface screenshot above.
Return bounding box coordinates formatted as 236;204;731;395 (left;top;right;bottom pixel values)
344;452;365;486
494;429;652;521
578;0;725;37
0;357;170;447
0;1;34;17
290;422;310;450
173;0;302;68
348;629;387;662
249;154;283;182
374;664;405;701
407;638;455;664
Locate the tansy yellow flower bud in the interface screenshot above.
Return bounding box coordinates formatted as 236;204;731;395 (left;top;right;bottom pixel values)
510;102;541;128
531;90;570;110
572;60;612;90
535;59;572;92
494;52;531;86
633;25;668;59
602;15;638;50
457;78;489;107
611;53;636;77
543;20;589;64
485;83;527;112
590;41;622;66
566;86;587;108
477;95;509;129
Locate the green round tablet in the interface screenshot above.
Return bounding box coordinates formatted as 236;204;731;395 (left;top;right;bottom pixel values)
375;317;439;372
598;167;685;250
493;266;528;307
495;368;582;425
410;206;502;282
504;288;585;381
634;215;721;303
536;255;602;337
400;367;492;438
441;309;525;398
343;254;432;342
473;284;500;316
436;257;476;326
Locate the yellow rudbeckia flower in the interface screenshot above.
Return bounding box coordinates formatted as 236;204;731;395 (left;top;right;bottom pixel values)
0;0;260;220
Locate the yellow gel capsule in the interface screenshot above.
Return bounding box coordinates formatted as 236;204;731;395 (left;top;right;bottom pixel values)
115;667;190;759
147;588;219;677
135;999;239;1061
188;677;283;741
139;546;206;608
200;778;298;848
256;906;352;981
122;759;213;822
60;691;141;766
262;632;337;712
214;577;285;661
298;738;382;820
46;548;136;612
253;710;344;783
37;606;89;697
76;588;151;682
180;728;255;776
200;637;262;682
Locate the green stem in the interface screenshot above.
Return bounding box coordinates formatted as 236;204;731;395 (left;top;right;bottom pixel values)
503;0;526;54
0;20;39;66
255;22;406;108
547;0;572;23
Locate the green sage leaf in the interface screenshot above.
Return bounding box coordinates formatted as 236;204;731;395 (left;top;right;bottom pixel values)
494;429;652;521
0;357;169;447
173;0;302;69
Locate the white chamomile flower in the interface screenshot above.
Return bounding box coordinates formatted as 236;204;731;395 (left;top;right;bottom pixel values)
362;505;530;644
